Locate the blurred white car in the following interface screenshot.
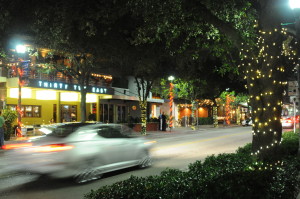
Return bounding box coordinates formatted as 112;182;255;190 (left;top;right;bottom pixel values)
3;123;153;183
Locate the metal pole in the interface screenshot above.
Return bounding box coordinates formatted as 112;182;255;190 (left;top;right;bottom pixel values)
17;63;22;137
294;98;296;133
196;109;198;127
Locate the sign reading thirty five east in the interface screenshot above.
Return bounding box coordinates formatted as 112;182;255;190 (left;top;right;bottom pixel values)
27;79;114;95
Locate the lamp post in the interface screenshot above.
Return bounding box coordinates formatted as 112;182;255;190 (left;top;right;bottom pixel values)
168;76;175;131
16;44;26;137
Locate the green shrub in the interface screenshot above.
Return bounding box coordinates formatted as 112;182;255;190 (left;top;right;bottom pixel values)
84;146;300;199
2;107;17;141
236;143;252;155
148;117;159;122
187;153;268;198
270;157;300;198
196;169;273;199
198;117;213;125
84;171;192;199
280;131;299;156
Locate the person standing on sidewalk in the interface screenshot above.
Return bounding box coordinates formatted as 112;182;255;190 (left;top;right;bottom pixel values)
162;112;167;131
0;111;5;148
159;113;162;131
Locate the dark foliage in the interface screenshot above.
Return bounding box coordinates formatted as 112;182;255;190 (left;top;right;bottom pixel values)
280;131;299;156
180;117;213;126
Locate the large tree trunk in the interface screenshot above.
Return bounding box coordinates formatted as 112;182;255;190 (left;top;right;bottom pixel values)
236;107;241;125
135;77;153;135
206;0;291;160
80;88;87;122
139;100;147;135
191;100;197;130
225;95;231;125
244;1;287;161
213;105;218;128
79;74;88;123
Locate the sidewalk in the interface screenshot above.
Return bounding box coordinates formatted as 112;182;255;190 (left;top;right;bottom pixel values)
143;124;241;139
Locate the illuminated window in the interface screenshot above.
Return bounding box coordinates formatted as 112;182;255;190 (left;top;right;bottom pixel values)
86;94;97;103
7;104;41;118
61;92;78;101
9;88;32;98
36;90;56;100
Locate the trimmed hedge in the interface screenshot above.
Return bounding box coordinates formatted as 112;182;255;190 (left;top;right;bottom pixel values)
198;117;214;125
180;117;214;126
280;131;299;156
84;133;300;199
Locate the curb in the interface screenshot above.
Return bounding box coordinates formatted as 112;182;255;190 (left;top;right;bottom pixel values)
4;125;242;143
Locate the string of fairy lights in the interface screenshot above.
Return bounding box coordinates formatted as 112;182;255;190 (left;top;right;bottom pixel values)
239;26;298;156
225;95;234;125
16;63;24;137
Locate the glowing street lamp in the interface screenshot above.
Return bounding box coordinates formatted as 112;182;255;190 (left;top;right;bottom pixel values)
16;45;26;54
16;44;26;137
168;75;175;82
168;76;175;130
290;0;300;9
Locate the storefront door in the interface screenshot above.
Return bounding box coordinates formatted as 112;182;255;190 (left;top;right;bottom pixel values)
100;103;114;123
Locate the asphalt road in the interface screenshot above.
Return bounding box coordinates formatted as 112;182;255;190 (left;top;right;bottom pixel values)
0;126;252;199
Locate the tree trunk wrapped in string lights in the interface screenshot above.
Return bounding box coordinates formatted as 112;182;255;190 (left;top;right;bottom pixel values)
135;77;153;135
241;27;293;161
225;95;234;125
16;64;24;137
139;101;147;134
191;100;197;130
236;107;241;125
213;105;218;128
169;82;174;129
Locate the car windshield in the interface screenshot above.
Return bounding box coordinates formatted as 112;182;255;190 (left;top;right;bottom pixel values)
47;123;93;138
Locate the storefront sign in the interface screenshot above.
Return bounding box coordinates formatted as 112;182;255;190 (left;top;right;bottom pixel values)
27;79;113;94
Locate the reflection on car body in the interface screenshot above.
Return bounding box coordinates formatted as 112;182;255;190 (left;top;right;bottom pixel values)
3;123;153;183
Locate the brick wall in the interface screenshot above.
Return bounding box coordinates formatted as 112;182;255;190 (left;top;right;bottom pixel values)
133;122;159;132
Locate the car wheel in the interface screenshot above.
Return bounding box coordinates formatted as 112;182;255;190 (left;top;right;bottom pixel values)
73;159;103;184
138;150;152;169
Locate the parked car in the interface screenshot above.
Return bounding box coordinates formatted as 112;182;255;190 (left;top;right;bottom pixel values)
242;118;252;126
2;123;153;183
281;116;296;129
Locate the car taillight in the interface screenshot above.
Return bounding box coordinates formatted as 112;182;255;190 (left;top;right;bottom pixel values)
34;144;74;153
2;143;33;150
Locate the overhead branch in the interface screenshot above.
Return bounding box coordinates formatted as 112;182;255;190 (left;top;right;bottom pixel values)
198;3;245;50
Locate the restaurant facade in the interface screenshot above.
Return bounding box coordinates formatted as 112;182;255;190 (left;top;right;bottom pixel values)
0;59;164;126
